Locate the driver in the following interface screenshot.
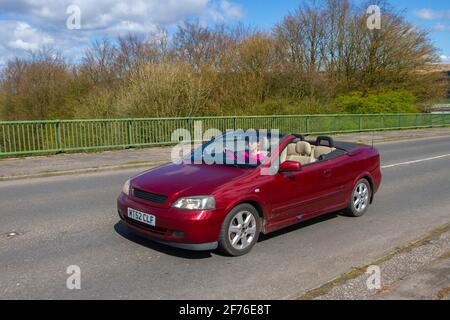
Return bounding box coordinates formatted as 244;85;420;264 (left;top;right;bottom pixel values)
238;137;269;164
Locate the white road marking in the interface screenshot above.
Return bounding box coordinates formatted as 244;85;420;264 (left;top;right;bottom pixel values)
382;153;450;169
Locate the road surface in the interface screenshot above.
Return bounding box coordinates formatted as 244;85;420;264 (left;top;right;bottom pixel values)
1;136;450;299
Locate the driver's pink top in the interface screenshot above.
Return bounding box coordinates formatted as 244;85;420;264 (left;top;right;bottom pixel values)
242;151;266;162
225;151;267;163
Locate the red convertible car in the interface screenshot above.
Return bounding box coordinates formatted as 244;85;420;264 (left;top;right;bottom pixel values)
117;132;382;256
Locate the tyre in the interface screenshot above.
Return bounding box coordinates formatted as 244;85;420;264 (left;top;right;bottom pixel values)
345;179;372;217
218;204;261;257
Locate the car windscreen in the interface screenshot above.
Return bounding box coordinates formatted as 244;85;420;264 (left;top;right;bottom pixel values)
189;131;284;168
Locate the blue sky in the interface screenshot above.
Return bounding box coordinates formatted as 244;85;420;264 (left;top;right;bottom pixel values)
0;0;449;65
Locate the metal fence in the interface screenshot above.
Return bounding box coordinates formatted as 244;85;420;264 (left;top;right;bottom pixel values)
1;113;450;157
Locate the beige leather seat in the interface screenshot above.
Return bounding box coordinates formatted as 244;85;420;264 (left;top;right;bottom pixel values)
286;141;312;165
309;146;317;163
280;141;337;165
313;146;336;160
280;143;295;164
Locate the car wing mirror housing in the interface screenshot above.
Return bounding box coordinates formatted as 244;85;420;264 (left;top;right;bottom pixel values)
279;161;302;173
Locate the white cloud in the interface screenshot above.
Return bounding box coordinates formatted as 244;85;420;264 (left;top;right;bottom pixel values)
441;55;450;64
0;0;243;30
0;0;243;64
219;0;243;20
433;23;450;31
7;22;53;50
414;9;450;21
0;21;55;62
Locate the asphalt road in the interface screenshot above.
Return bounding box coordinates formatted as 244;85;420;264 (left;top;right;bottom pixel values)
1;136;450;299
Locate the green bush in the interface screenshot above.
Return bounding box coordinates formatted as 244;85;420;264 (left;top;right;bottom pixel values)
246;98;335;116
334;91;418;114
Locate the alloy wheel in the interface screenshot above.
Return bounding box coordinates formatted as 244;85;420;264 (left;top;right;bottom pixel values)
228;211;257;250
353;182;369;213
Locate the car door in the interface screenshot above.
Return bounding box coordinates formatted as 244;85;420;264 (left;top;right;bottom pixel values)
311;155;351;211
268;160;329;221
268;154;351;222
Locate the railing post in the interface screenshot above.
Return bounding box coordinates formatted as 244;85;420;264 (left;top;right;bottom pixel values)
185;118;189;140
306;116;310;134
359;116;363;131
56;121;62;153
127;120;133;147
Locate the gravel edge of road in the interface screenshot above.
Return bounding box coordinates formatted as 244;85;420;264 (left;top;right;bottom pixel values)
291;223;450;300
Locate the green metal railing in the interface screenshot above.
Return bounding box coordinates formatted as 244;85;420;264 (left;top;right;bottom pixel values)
1;113;449;157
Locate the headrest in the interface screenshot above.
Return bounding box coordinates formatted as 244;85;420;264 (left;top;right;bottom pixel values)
286;143;297;155
296;141;311;156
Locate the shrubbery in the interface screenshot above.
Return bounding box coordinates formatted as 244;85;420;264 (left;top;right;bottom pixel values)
334;91;418;114
0;1;447;120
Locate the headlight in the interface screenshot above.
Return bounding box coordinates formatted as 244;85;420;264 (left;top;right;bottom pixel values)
122;179;131;196
172;196;216;210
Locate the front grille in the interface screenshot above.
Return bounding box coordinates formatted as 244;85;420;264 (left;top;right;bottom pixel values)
133;188;168;204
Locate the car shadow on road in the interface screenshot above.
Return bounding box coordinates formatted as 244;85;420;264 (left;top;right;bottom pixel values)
114;211;343;259
114;221;213;259
258;211;341;242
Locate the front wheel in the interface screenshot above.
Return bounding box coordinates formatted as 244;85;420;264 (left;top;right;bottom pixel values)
345;179;372;217
218;204;261;256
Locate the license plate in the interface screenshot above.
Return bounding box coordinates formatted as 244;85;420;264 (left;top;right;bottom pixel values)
127;208;156;227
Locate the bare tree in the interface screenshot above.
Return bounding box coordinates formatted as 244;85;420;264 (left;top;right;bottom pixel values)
81;39;118;84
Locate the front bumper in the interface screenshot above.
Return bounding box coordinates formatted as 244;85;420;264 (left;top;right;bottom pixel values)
117;193;224;251
121;223;218;251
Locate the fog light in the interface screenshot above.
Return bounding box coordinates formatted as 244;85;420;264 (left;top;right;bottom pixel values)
172;231;185;239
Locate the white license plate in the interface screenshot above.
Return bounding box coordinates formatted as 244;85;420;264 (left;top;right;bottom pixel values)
127;208;156;227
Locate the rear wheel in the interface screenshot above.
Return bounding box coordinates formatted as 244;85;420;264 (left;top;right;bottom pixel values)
218;204;261;256
345;179;372;217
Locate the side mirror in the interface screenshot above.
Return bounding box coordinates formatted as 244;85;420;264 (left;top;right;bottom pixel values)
279;161;302;173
